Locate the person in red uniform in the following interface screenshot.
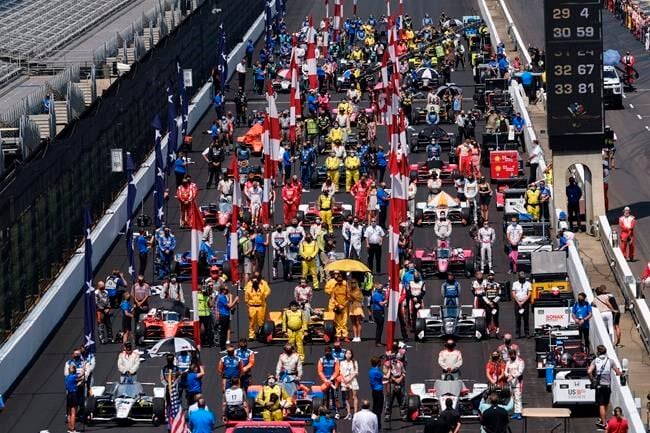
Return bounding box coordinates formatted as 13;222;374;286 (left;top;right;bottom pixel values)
485;351;507;388
350;175;370;221
621;51;636;85
282;182;299;225
618;206;636;261
606;406;629;433
176;175;198;227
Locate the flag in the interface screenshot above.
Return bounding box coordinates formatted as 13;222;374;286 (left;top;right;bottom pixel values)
229;156;241;284
319;19;330;58
266;85;282;163
176;59;189;138
289;38;301;143
353;0;358;15
261;114;272;226
166;82;178;171
152;115;165;228
306;16;318;91
189;200;204;348
265;0;273;50
167;379;188;433
217;23;228;90
125;153;137;281
83;206;96;354
333;0;343;41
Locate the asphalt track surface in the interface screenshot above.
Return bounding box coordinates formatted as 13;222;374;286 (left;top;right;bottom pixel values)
0;1;595;433
503;0;650;289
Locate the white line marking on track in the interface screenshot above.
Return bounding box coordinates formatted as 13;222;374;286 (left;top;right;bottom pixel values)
645;126;650;131
637;114;643;120
622;94;627;98
629;104;635;109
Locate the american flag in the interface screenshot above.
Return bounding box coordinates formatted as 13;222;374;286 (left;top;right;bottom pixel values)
125;153;137;281
152;115;165;229
167;82;178;171
217;23;228;90
167;382;188;433
83;206;96;354
177;59;189;138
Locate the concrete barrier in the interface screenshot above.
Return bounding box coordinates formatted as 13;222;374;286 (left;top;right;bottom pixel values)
599;215;650;353
477;0;502;47
0;2;275;396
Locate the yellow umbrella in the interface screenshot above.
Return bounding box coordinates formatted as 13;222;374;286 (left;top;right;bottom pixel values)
324;259;371;273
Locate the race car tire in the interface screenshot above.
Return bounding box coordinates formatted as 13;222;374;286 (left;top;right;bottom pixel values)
406;395;420;421
323;321;336;343
414;209;424;226
259;320;275;344
153;397;165;426
474;316;487;340
311;397;323;415
296;210;305;222
342;209;352;219
135;321;145;346
414;318;426;342
464;260;475;278
85;396;96;425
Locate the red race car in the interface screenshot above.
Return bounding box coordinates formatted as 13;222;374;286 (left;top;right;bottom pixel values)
134;301;195;346
413;241;476;278
409;161;458;185
225;421;308;433
201;198;233;229
297;201;352;227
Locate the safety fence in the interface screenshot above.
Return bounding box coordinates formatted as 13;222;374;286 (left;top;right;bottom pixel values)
0;0;267;344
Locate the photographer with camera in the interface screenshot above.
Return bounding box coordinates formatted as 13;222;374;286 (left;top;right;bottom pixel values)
588;345;624;430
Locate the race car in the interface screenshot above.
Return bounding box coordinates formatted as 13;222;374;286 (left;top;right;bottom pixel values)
408;125;456;152
237;123;264;155
414;191;470;226
414;305;487;341
312;164;345;189
406;378;487;421
134;302;195;346
246;382;323;421
296;201;352;227
272;69;291;93
201;198;233;229
225;421;308;433
413;243;475;278
408;160;458;185
85;382;165;426
551;367;596;407
260;307;336;344
175;248;230;281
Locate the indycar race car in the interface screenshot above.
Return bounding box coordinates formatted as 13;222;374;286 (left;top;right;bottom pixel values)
85;382;165;426
134;301;195;346
175;248;229;281
414;305;487;341
226;421;308;433
200;197;233;229
296;201;352;227
246;382;324;421
406;378;487;421
413;242;475;277
414;191;470;226
409;160;458;185
260;307;336;344
551;367;596;407
409;125;456;152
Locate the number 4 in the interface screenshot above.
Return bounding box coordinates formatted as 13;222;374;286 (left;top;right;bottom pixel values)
581;8;589;18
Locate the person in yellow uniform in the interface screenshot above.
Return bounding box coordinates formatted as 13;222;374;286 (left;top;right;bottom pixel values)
283;301;308;361
525;183;541;221
337;99;352;115
244;272;271;339
256;374;290;421
299;233;319;289
317;191;335;232
325;272;351;341
350;46;364;62
344;151;361;192
325;150;341;192
328;124;344;149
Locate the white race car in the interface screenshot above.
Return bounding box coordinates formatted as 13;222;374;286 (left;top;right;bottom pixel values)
86;382;166;425
406;379;487;421
414;305;487;341
551;369;595;407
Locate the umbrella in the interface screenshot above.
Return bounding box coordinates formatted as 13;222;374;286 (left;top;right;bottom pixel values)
427;191;460;208
416;67;439;80
149;337;196;356
443;19;463;28
603;49;621;66
324;259;371;273
436;85;462;97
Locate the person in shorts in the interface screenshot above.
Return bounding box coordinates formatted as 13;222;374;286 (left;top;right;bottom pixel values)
588;345;623;429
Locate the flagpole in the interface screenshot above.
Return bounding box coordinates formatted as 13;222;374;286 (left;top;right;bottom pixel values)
189;201;204;349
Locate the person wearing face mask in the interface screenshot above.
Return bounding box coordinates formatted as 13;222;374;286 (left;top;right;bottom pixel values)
117;342;140;383
218;344;243;392
318;346;341;413
434;211;452;246
483;271;501;337
364;218;385;274
497;334;520;362
282;182;300;225
244;273;271;340
131;274;151;321
572;292;593;351
285;218;306;280
161;273;184;303
326;272;352;341
588;345;623;429
233;338;255;393
271;225;288;280
176;175;197;228
477;221;495;273
463;175;478;222
472;271;487;310
156;226;177;279
438;339;463;379
511;272;531;338
294;278;314;321
256;374;290;421
485;351;506;388
161;353;181;401
342;216;354;258
524;183;541;221
348;217;364;260
283;301;308;361
94;281;113;344
276;343;303;397
505;217;523;273
441;273;461;311
607;406;629;433
505;349;524;420
299;233;320;290
339;349;360;419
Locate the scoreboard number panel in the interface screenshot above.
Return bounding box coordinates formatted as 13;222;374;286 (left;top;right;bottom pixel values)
544;0;604;150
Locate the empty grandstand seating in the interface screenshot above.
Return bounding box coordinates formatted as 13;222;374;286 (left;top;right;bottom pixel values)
0;0;133;59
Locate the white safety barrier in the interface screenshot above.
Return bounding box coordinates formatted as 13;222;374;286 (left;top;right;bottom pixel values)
599;215;650;352
567;243;645;432
498;0;532;65
0;2;274;396
477;0;502;47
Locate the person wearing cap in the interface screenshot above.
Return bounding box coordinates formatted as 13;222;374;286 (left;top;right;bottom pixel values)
524;183;541;221
156;226;177;279
511;272;531;338
344;151;361;192
325;150;341;192
483;272;502;337
299;233;320;289
244;272;271;340
619;206;636;261
325;272;351;341
318;190;335;234
283;301;308;361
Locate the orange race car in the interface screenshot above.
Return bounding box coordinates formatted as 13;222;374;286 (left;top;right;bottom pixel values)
237;123;264;155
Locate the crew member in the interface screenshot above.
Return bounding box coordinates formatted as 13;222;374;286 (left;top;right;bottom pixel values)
438;339;463;379
244;273;271;339
505;349;525;420
283;301;308;361
318;346;341;412
235;338;255;392
256;374;290;421
525;183;541;221
282;183;300;225
350;175;370;221
483;272;501;337
299;233;319;289
218;344;243;392
477;221;495;273
325;150;341;192
619;206;636;261
325;272;351;341
317;191;335;233
344;151;361;192
511;272;531;338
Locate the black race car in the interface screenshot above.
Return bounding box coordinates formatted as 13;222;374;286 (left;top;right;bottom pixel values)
409;125;456;153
